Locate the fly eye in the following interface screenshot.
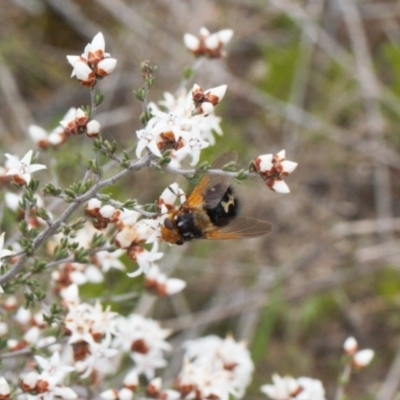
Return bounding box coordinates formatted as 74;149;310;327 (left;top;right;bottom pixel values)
164;218;174;231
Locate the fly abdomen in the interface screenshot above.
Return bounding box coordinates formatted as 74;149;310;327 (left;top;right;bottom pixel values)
206;186;239;227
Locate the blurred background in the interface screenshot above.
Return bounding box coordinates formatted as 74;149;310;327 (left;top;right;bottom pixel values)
1;0;400;399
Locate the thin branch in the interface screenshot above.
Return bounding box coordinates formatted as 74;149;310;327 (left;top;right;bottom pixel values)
0;154;153;286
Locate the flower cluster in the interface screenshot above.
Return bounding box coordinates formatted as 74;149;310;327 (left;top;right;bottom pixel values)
84;188;186;296
253;150;298;193
136;84;226;166
0;293;173;398
260;374;326;400
19;352;77;399
60;107;101;138
175;335;254;399
113;313;172;380
184;27;233;58
67;32;117;87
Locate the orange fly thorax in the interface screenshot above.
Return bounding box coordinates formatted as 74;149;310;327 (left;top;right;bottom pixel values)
161;209;185;245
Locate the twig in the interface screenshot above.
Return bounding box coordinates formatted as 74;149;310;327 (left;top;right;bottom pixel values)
334;362;352;400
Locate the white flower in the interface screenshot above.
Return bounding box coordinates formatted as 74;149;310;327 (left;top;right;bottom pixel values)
65;301;118;346
145;265;186;296
177;335;254;399
136;86;225;166
158;183;186;210
35;351;75;384
253;150;298;193
174;131;209;166
184;27;233;58
131;350;168;380
5;150;46;185
67;32;117;86
92;249;125;273
260;374;326;400
75;333;119;379
114;314;171;380
127;241;164;277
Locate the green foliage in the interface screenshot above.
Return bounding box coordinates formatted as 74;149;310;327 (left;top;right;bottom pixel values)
251;289;285;363
121;151;131;168
122;199;137;209
261;42;300;100
381;43;400;96
91;233;107;248
74;247;90;263
43;183;62;197
299;292;340;333
94;90;105;107
375;267;400;300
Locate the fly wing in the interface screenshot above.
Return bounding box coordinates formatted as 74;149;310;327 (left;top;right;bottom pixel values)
204;216;272;239
185;152;238;210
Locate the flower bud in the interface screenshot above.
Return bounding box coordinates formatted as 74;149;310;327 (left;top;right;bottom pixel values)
0;377;10;399
21;371;39;391
353;349;374;368
86;198;102;217
86;120;101;138
100;389;118;400
97;58;117;76
118;388;134;400
343;336;358;355
123;370;139;391
183;34;200;52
